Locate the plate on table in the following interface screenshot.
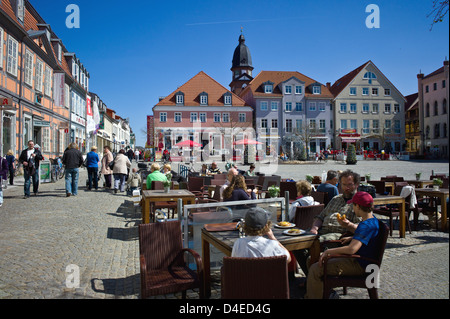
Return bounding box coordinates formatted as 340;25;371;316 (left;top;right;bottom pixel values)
283;229;306;236
275;222;296;229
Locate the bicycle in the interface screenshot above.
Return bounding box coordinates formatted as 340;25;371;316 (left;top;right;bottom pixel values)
50;157;65;182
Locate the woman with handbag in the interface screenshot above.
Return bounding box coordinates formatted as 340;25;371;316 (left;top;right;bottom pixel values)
101;146;114;189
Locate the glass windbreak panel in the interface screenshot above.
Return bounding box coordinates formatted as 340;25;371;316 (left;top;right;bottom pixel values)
182;198;286;270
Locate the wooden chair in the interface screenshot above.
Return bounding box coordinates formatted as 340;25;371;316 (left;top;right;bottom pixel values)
138;220;204;299
370;181;386;195
311;191;329;206
280;181;298;203
221;256;289;299
373;185;412;236
151;181;177;219
187;176;209;199
293;204;324;229
322;218;389;299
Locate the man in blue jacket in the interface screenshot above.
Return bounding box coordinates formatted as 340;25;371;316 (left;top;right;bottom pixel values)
86;146;100;190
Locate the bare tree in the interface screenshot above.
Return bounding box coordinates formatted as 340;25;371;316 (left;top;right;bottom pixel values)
428;0;449;30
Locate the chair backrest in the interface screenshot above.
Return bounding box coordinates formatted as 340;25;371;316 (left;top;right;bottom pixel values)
262;176;281;190
370;181;386;194
311;191;328;205
221;256;289;299
187;176;205;191
373;219;390;267
280;181;297;200
213;185;222;202
294;204;324;230
138;220;184;270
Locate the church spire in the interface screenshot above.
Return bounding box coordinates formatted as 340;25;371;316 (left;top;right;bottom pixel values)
230;30;254;95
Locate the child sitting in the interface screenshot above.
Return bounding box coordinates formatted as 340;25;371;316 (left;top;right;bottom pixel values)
127;168;141;196
305;191;380;299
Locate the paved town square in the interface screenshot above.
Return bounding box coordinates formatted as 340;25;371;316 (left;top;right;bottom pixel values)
0;160;448;300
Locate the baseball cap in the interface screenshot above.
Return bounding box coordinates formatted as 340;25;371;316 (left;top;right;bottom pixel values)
244;207;272;229
347;191;373;207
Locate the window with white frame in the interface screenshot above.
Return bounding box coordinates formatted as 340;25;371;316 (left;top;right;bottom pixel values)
373;120;379;133
265;84;273;93
295;86;302;94
261;118;268;130
271;119;278;128
0;27;4;69
190;112;198;122
394;120;401;134
295;102;303;112
271;101;278;111
200;93;208;105
384;104;391;113
384;88;391;96
44;66;52;96
43;127;51;152
222;113;230;123
160;112;167;122
295;119;302;132
35;59;43;92
200;113;206;123
24;50;34;86
174;112;182;122
309;119;316;129
309;102;316;111
214;113;221;122
313;86;321;94
7;36;19;76
372;88;378;96
340;103;347;113
285;102;292;112
285;119;292;132
340;119;347;129
285;85;292;94
319;119;326;132
224;94;232;105
362;103;369;113
319;102;326;111
349;87;356;95
385;119;392;132
372;103;379;113
350;119;357;130
260;101;268;111
363;120;370;134
350;103;357;113
176;93;184;105
362;87;369;95
394;104;400;113
239;113;246;122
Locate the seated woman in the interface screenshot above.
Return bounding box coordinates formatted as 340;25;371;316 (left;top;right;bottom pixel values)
288;180;320;221
223;175;257;202
200;164;209;175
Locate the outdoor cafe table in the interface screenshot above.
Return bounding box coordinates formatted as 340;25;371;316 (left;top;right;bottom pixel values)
414;188;449;232
201;225;320;298
405;180;433;189
373;194;406;238
141;189;196;223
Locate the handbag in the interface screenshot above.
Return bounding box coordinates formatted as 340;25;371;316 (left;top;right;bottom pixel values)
108;160;115;170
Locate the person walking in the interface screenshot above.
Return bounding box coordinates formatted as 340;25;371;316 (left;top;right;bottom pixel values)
5;150;15;185
19;140;44;198
101;146;114;189
112;149;131;194
62;143;83;197
0;155;8;207
86;146;100;191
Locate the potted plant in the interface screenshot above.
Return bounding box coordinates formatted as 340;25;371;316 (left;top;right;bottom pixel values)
163;173;172;193
365;173;371;182
415;172;422;181
433;178;443;190
306;174;313;183
268;185;280;198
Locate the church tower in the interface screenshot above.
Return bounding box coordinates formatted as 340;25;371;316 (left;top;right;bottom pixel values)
230;31;254;95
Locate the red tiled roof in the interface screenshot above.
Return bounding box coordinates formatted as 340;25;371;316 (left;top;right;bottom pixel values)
405;93;418;111
156;71;249;107
241;70;334;98
423;66;444;79
329;61;371;97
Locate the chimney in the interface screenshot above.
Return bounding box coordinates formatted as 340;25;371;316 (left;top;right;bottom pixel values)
326;82;331;90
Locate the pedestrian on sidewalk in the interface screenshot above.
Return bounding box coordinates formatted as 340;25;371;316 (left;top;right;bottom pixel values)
0;155;8;207
6;150;15;185
112;149;131;194
62;143;84;197
19;140;44;198
86;146;100;191
101;146;114;189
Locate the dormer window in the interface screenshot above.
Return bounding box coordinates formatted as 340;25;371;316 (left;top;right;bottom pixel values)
313;86;321;94
175;91;184;105
200;92;208;105
223;92;232;105
263;81;274;94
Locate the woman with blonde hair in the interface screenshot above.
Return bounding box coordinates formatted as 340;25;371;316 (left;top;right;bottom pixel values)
288;180;319;221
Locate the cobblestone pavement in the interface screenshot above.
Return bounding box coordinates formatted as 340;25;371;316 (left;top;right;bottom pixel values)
0;160;448;300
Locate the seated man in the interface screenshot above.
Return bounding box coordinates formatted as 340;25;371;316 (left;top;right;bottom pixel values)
232;207;291;263
294;170;362;275
146;163;167;190
219;167;238;201
305;192;380;299
316;170;339;203
208;162;221;174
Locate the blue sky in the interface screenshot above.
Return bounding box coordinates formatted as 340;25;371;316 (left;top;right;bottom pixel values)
30;0;449;147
